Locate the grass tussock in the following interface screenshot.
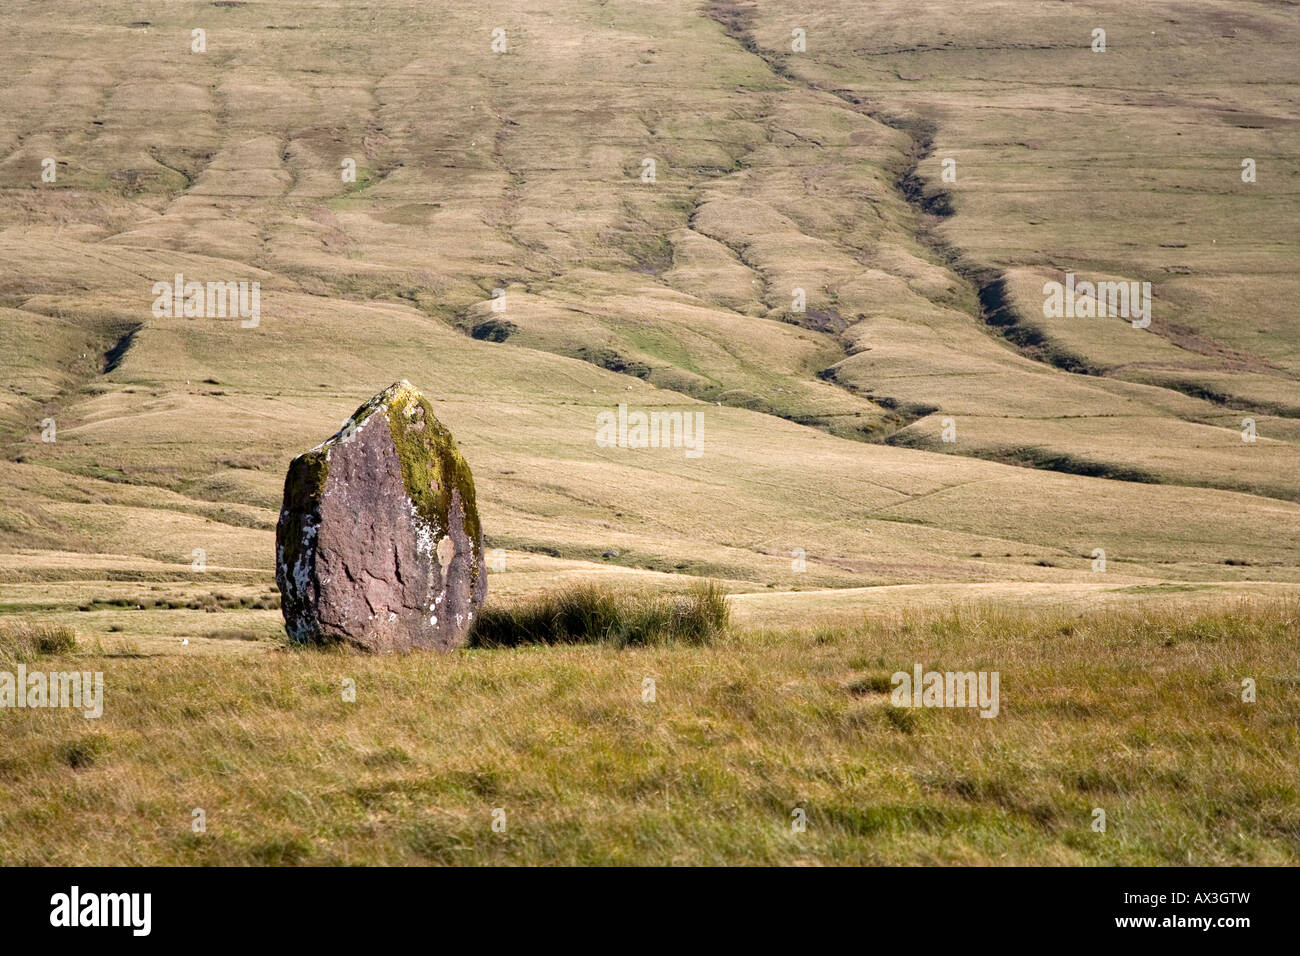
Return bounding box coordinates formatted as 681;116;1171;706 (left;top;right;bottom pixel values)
0;620;77;663
469;582;730;648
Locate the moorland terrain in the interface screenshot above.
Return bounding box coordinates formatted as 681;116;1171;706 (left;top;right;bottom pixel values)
0;0;1296;863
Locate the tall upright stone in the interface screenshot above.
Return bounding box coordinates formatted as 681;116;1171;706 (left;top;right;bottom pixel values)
275;381;487;652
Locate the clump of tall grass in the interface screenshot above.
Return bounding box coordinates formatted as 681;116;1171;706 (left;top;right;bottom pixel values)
0;620;78;663
469;582;729;648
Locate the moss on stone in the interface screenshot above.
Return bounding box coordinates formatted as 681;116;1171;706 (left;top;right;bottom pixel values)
383;383;484;566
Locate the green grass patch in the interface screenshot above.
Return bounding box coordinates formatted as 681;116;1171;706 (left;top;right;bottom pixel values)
469;582;729;648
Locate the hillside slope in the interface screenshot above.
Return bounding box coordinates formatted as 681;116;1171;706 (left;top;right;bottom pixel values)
0;0;1296;652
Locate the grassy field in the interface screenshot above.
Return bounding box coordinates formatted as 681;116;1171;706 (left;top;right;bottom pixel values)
0;0;1296;864
1;597;1296;865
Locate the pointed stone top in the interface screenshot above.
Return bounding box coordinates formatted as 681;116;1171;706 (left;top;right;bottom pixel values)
312;381;423;452
358;379;420;414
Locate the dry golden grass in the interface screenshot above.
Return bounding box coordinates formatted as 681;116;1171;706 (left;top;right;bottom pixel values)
0;599;1295;865
0;619;76;664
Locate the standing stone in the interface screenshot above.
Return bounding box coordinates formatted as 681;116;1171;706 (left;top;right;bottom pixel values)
275;381;487;653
